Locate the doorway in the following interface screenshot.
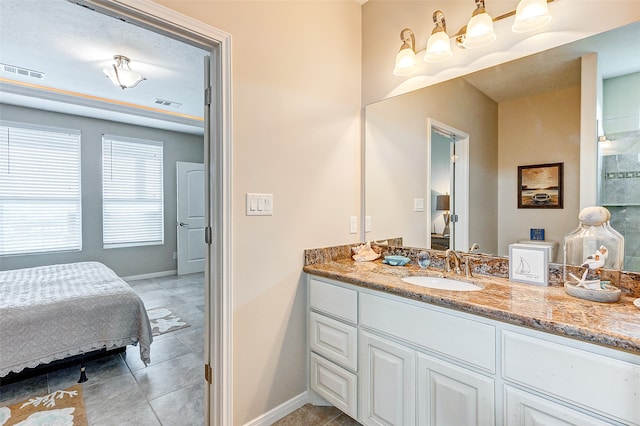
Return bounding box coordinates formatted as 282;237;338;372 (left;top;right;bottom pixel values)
427;118;469;252
74;1;232;424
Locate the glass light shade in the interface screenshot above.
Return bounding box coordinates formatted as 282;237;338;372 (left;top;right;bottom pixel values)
463;12;496;48
393;47;417;76
512;0;551;33
103;57;146;89
424;30;453;63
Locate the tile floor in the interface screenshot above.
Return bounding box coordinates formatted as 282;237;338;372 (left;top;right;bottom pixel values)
0;272;205;426
274;404;361;425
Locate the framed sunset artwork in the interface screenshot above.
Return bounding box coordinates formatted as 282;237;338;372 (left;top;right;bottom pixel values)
517;162;564;209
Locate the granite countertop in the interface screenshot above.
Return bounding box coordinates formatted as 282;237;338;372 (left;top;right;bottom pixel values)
303;258;640;355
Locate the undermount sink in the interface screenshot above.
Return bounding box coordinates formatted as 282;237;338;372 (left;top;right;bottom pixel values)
401;276;482;292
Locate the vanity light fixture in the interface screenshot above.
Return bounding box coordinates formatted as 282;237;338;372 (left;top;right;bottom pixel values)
512;0;551;33
393;28;418;76
462;0;496;49
393;0;554;75
425;10;453;63
103;55;146;90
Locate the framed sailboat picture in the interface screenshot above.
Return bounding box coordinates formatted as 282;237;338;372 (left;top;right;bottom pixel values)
509;243;549;286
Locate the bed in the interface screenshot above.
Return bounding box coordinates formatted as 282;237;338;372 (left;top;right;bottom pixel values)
0;261;153;377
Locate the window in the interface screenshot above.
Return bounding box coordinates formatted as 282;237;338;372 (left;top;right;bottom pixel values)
0;122;82;256
102;135;164;248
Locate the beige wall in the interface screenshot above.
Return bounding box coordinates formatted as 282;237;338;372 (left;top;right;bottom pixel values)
497;86;581;256
362;1;640;105
154;1;361;424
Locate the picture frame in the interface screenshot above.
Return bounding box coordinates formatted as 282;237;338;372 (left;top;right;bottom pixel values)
509;243;549;286
517;162;563;209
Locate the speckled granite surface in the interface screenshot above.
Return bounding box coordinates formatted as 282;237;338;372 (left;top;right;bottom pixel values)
303;246;640;355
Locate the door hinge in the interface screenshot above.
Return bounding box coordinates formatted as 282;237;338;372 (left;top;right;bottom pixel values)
451;214;459;223
205;226;212;245
204;86;212;106
204;363;213;384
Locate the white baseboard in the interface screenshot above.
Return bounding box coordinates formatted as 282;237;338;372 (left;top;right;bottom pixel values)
243;391;308;426
121;269;177;281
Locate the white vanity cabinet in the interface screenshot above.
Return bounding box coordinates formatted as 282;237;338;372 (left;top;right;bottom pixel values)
307;274;640;426
308;278;359;418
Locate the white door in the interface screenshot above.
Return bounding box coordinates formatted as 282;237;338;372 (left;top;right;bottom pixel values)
417;352;494;425
360;331;416;426
177;161;205;275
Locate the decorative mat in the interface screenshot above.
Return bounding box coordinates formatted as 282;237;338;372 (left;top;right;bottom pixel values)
147;307;190;336
0;384;87;426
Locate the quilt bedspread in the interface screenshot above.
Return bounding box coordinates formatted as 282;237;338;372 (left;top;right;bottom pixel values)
0;261;152;377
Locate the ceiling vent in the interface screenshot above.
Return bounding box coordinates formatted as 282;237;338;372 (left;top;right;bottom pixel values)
1;63;45;80
154;98;182;109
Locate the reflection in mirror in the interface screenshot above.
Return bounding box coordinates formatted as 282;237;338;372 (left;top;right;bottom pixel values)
364;22;640;272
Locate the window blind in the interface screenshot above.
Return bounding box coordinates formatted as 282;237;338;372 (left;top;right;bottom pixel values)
0;122;82;256
102;135;164;249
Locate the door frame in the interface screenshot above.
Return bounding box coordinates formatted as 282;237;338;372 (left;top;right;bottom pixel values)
78;1;233;424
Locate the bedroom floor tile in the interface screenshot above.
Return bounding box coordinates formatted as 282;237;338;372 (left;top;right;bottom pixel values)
150;381;204;426
132;352;202;400
84;374;160;426
175;327;205;358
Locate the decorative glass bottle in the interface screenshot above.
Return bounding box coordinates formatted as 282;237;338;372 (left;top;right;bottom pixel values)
563;206;624;284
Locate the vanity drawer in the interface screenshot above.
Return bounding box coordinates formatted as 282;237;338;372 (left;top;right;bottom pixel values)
309;278;358;324
502;330;640;425
360;292;495;373
310;352;358;419
310;311;357;371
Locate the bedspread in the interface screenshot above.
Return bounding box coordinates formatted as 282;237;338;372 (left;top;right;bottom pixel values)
0;261;153;377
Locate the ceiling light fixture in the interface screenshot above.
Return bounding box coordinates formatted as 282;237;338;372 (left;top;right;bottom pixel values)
393;28;418;77
103;55;146;90
424;10;453;63
393;0;554;76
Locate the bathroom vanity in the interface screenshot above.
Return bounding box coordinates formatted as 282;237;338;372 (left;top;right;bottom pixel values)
304;247;640;426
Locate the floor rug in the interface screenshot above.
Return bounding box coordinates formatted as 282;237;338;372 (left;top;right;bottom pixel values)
0;384;87;426
147;307;191;336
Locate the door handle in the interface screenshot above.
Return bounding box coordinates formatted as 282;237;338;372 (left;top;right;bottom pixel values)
179;222;189;227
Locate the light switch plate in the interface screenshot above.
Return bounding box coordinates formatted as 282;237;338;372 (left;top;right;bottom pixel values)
349;216;357;234
246;193;273;216
365;216;372;233
414;198;424;212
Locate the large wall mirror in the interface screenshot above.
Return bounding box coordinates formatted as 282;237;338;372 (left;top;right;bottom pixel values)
364;21;640;271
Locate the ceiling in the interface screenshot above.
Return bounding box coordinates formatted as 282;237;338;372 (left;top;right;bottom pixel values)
463;20;640;103
0;0;207;135
0;1;638;130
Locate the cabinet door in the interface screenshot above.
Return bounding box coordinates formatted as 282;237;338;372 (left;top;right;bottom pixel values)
417;352;494;426
360;331;415;426
504;386;614;426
